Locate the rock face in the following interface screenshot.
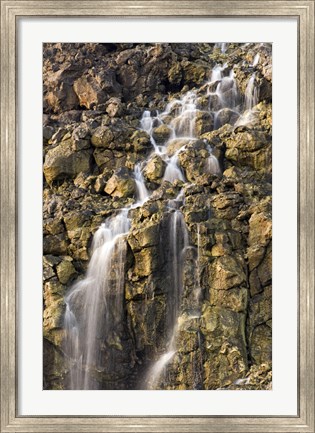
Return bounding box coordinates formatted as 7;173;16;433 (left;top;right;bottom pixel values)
43;42;272;390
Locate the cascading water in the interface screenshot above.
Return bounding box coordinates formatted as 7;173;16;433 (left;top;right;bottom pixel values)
134;162;149;203
215;42;228;53
245;73;259;111
145;194;189;389
207;144;221;176
64;47;261;390
64;210;130;389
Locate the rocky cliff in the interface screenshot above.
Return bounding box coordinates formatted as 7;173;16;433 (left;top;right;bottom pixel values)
43;43;272;390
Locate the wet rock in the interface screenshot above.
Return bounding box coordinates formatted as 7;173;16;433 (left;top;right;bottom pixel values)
152;124;172;144
166;138;190;156
248;211;272;247
215;108;239;128
129;130;151;152
195;111;214;135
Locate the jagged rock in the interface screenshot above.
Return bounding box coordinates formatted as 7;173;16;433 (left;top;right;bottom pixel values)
144;154;165;182
195;111;214;135
44;217;65;236
91;126;114;148
224;129;272;172
106;97;123;117
43;278;66;346
93;148;115;168
105;168;135;198
181;61;206;85
43;125;54;141
128;222;160;252
43;42;272;391
210;286;248;313
152;124;172;144
44;139;91;183
248;211;272;247
56;260;76;284
215;108;239;128
250;324;272;364
209;255;246;291
43;234;69;255
133;247;160;277
201;305;247;388
166;138;190;156
44;82;79;113
129;130;151;152
94;174;108;193
73;76;106;109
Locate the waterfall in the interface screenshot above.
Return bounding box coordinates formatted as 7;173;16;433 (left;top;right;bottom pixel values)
215;42;228;53
145;195;189;389
209;63;226;84
63;50;261;390
206;145;221;175
170;91;198;138
134;162;149;203
64;210;130;389
163;152;185;183
252;53;260;67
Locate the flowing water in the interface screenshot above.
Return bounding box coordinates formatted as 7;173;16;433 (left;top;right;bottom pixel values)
145;195;189;389
64;210;130;389
245;73;259;111
63;51;260;389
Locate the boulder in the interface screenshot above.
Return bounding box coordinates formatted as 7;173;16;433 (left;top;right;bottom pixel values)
56;260;76;284
215;108;239;128
91;126;115;148
105;168;135;198
152;124;172;144
43;234;69;255
144;154;166;182
43;140;91;184
106;97;123;118
73;76;106;109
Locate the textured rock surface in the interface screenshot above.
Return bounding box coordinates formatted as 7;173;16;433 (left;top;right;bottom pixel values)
43;42;272;390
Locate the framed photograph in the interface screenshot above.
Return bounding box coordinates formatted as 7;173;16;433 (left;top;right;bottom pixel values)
1;1;314;432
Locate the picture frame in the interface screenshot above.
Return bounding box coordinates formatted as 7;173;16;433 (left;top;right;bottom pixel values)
1;1;314;432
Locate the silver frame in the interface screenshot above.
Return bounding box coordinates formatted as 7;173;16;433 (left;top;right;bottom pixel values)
1;1;314;432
